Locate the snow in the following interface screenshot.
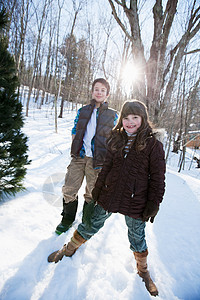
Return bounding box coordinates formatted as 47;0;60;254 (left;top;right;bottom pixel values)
0;97;200;300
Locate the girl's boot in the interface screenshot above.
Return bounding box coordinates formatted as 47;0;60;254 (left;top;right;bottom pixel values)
134;249;158;297
48;230;86;263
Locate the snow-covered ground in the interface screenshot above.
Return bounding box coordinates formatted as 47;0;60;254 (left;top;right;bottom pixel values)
0;97;200;300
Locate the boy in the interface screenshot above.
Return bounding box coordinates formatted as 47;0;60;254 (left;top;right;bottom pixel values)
55;78;118;234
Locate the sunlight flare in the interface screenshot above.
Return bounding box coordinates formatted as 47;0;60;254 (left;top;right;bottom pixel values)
120;62;140;94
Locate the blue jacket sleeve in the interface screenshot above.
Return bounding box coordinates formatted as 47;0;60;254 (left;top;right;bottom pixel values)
71;108;81;135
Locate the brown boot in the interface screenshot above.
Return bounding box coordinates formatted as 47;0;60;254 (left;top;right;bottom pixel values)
48;230;86;263
134;249;158;297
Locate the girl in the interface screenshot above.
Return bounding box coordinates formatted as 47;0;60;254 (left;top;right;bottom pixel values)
48;100;166;297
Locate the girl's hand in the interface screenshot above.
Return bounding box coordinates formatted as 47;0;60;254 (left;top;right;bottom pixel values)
92;187;101;201
142;201;159;223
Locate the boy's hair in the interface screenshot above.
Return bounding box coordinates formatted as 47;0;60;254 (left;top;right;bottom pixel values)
92;78;110;95
107;100;153;153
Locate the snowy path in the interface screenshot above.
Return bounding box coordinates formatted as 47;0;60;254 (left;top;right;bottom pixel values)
0;106;200;300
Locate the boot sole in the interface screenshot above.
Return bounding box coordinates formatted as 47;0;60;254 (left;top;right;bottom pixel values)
55;224;72;235
55;230;63;235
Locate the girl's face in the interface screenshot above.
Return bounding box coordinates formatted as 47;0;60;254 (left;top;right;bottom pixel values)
122;114;142;134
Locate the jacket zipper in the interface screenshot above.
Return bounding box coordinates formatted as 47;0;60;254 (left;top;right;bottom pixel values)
107;152;129;211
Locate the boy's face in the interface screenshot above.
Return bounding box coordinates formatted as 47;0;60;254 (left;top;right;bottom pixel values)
92;82;109;107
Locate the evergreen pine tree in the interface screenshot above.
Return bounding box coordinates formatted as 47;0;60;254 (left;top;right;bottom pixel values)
0;7;30;198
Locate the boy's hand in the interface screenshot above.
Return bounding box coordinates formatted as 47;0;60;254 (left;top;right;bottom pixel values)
142;201;159;223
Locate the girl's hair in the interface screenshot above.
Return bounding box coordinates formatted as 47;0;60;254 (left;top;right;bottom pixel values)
107;100;153;153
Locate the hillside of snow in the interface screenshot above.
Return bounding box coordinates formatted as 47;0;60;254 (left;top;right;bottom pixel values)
0;98;200;300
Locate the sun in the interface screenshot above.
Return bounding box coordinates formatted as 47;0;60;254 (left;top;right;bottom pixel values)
121;63;138;81
120;62;139;94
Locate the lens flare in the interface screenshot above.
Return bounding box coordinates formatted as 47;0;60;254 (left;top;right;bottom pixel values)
120;62;140;94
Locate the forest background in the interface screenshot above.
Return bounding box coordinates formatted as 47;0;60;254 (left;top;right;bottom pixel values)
3;0;200;170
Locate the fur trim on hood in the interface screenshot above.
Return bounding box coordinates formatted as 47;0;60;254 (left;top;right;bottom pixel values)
153;128;166;144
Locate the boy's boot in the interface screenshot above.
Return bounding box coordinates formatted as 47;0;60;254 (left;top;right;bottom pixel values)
134;249;158;297
48;230;86;263
55;197;78;235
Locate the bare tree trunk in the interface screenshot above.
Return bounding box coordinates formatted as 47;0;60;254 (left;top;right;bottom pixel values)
26;0;50;116
178;59;200;172
53;0;65;133
165;77;181;161
161;2;200;121
16;0;30;79
101;16;113;79
58;5;80;118
108;0;146;100
147;0;178;121
40;7;56;108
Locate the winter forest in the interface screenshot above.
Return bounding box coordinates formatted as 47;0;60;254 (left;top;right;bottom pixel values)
4;0;200;123
0;0;200;299
1;0;200;195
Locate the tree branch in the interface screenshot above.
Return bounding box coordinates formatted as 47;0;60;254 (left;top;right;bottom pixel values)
107;0;133;41
113;0;125;7
163;3;200;80
184;48;200;55
162;0;178;50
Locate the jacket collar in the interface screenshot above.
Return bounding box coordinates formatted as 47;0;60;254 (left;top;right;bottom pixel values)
90;99;108;111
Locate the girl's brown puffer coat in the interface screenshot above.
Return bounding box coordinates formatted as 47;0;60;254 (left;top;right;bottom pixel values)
95;135;166;219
